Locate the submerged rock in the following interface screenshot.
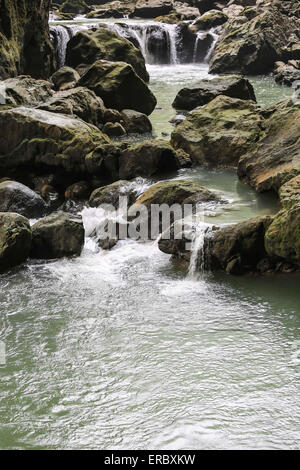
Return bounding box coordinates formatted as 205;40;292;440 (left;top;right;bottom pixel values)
171;95;262;166
37;87;105;127
31;212;85;259
238;100;300;193
66;26;149;82
0;212;32;273
119;140;191;179
0;181;47;218
78;60;157;115
172;75;256;110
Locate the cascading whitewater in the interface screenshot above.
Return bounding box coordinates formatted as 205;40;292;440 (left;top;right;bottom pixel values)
188;223;213;277
49;20;219;67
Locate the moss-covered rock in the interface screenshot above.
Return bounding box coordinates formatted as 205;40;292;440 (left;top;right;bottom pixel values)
279;176;300;209
0;0;54;79
238;100;300;192
31;211;85;259
119;140;191;179
0;212;32;273
120;109;152;134
209;8;300;75
171;95;262;166
60;0;90;14
172;75;256;111
37;87;105;127
192;10;228;31
66;26;149;82
0;180;47;218
90;180;138;209
133;0;173;19
0;76;53;106
0;106;111;176
78;60;156;115
51;66;80;91
265;204;300;266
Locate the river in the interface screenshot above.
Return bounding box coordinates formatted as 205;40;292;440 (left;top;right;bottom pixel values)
0;18;299;450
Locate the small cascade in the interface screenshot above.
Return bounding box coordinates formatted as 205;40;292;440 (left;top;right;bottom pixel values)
204;27;220;63
50;23;95;68
193;32;207;63
188;224;212;278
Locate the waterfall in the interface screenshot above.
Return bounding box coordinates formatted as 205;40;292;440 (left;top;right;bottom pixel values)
50;24;95;68
188;224;212;278
204;28;220;63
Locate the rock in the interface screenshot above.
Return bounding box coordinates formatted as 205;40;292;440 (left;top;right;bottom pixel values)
192;10;228;30
65;181;90;201
133;179;221;208
0;0;54;79
171;95;262;166
0;212;32;273
0;107;111;176
209;8;300;75
38;87;105;127
238;99;300;193
211;216;273;273
265;204;300;266
172;75;256;110
103;122;127;137
103;108;123;124
90;180;139;209
51;66;80;91
279;176;300;209
120;109;152;134
78;60;157;115
31;212;85;259
0;181;47;218
274;61;300;87
119;140;191;179
133;0;173;19
85;143;123;182
60;0;90;14
66;26;149;82
0;76;53;106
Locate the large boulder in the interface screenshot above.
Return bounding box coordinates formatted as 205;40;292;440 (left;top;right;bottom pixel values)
66;26;149;82
0;181;47;218
133;0;173;19
0;212;32;273
31;212;85;259
0;0;54;79
37;87;105;128
78;60;157;115
119;140;191;179
238;100;300;193
172;75;256;110
265;204;300;266
192;10;228;30
0;107;111;176
0;76;53;106
209;8;300;75
273;61;300;87
120;109;152;134
171;95;262;166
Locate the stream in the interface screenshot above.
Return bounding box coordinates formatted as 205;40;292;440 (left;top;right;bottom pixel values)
0;18;299;450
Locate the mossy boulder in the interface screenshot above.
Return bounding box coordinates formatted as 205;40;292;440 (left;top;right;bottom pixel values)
0;106;111;176
209;8;300;75
0;0;54;79
0;76;53;106
172;75;256;111
60;0;90;14
265;204;300;266
66;26;149;82
51;66;80;91
119;140;191;179
0;181;47;218
0;212;32;273
78;60;156;115
37;87;105;127
171;95;262;166
90;180;139;209
31;212;85;259
120;109;152;134
279;176;300;209
192;10;228;31
238;100;300;193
